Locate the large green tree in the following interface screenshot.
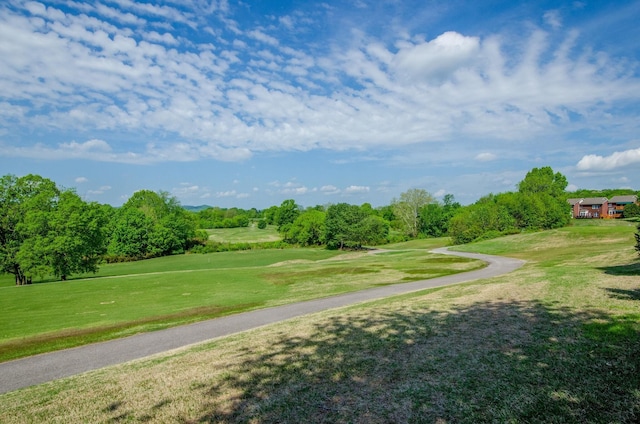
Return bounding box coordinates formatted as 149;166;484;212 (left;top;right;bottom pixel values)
107;190;196;259
448;196;516;245
283;209;326;246
324;203;388;249
392;189;435;238
17;190;107;280
275;199;301;232
518;166;568;198
0;174;106;284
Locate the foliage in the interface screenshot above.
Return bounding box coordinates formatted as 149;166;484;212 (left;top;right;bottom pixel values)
0;174;106;284
392;189;435;238
282;209;326;246
106;190;197;261
635;223;640;257
449;197;517;244
517;166;568;198
324;203;389;249
17;191;107;280
624;203;640;218
274;199;301;231
569;188;639;199
419;194;461;237
448;167;570;244
195;207;252;229
257;219;267;229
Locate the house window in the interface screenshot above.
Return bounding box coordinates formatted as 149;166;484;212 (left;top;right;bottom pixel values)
580;210;589;217
592;205;600;209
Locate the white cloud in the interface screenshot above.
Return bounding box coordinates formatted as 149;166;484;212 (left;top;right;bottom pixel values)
0;1;638;176
216;190;237;197
281;185;311;195
321;185;340;195
393;31;480;82
543;10;562;29
87;185;111;195
75;176;88;183
344;185;370;194
576;148;640;171
475;152;497;162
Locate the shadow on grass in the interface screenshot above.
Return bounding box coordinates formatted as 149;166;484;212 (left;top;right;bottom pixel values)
175;300;640;424
598;262;640;276
606;288;640;301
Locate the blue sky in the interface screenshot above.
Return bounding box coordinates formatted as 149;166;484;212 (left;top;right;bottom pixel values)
1;0;639;208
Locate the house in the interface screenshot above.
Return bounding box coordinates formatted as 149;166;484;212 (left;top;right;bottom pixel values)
567;195;638;219
608;195;639;218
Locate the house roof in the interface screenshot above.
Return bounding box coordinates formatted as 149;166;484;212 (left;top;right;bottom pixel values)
578;197;608;205
609;195;638;204
567;198;582;205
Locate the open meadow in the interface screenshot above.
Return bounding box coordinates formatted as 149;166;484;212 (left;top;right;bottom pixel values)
205;224;282;243
1;220;640;423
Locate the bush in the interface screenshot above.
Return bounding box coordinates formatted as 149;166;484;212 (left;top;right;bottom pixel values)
257;219;267;229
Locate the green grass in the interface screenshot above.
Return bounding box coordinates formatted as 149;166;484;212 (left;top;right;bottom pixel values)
2;220;640;422
206;224;281;243
2;220;640;423
0;238;476;361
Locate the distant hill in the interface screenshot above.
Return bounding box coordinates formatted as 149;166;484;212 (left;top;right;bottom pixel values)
182;205;211;212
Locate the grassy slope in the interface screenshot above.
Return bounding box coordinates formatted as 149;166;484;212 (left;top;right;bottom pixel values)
2;220;640;423
0;238;481;361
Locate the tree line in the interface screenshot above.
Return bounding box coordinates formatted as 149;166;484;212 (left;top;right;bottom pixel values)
2;167;637;285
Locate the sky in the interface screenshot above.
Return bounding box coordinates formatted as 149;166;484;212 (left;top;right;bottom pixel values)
1;0;640;209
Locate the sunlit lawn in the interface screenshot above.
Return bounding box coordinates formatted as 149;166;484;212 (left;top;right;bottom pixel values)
0;237;474;361
3;220;639;423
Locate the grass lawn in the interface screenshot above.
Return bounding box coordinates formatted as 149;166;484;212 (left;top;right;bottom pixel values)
0;238;480;361
206;224;281;243
2;220;639;423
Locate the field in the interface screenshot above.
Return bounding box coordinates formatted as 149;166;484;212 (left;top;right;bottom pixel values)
205;224;282;243
0;237;481;361
1;220;639;423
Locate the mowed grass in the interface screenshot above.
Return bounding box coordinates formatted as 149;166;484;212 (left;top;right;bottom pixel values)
0;238;482;361
2;220;639;423
206;224;281;243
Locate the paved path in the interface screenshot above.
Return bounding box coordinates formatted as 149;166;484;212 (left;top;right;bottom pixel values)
0;248;524;395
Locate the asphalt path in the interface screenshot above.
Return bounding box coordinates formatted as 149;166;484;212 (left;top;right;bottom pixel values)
0;248;525;395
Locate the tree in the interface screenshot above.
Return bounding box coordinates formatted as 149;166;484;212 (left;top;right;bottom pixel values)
107;208;155;258
17;191;107;280
0;174;59;284
109;190;197;259
0;174;105;284
420;203;446;237
324;203;388;249
448;198;516;245
635;223;640;257
283;209;326;246
624;203;640;219
275;199;301;231
392;189;435;238
518;166;568;198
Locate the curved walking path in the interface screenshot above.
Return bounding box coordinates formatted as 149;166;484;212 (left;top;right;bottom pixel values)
0;248;524;395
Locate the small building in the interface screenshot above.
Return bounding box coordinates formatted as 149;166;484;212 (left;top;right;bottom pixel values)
567;195;638;219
